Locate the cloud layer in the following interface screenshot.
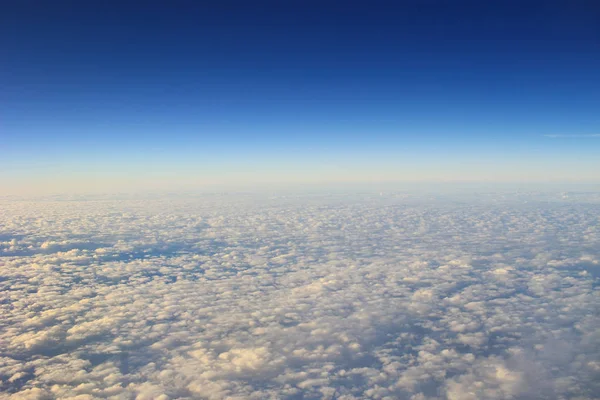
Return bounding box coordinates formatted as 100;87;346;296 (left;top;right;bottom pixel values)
1;192;599;399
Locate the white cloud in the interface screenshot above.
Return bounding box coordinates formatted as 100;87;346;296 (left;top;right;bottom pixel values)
0;193;599;398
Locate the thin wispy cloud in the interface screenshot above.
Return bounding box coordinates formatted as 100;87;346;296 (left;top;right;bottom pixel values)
544;134;600;138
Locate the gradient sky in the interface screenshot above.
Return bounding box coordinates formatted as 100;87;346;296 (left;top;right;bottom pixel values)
2;1;600;194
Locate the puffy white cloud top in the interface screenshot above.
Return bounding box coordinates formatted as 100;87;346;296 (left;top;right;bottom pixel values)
1;192;599;399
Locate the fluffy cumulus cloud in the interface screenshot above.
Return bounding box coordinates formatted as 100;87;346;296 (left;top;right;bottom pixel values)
0;192;599;399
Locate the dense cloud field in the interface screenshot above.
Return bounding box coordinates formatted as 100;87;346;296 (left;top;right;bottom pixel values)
1;192;599;399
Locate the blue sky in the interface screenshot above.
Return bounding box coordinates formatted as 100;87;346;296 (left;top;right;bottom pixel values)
2;1;600;193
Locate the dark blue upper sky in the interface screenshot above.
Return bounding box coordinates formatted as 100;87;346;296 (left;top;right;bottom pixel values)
2;1;600;192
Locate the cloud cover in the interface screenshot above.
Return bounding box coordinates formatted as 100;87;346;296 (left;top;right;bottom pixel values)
1;192;599;399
